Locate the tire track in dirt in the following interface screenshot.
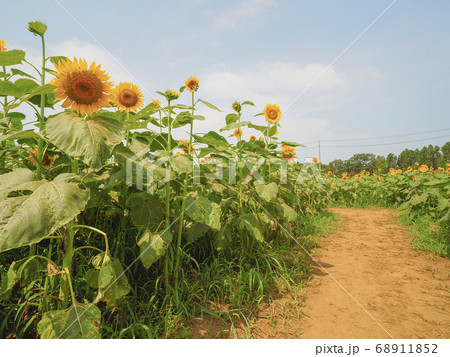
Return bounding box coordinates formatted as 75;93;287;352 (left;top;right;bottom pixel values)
251;208;450;339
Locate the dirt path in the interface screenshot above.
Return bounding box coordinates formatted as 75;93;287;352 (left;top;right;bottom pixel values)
250;208;450;339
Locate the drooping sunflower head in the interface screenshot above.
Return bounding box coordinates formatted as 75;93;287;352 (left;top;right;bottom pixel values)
312;157;319;164
233;128;243;138
418;164;428;173
29;148;54;169
152;98;161;107
280;144;295;158
0;40;6;52
111;82;144;113
185;76;199;93
263;104;281;124
165;89;180;101
50;57;113;116
250;135;257;140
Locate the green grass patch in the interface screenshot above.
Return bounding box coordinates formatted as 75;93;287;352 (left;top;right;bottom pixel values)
398;212;450;258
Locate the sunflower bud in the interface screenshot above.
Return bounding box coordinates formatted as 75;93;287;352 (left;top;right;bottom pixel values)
232;101;241;113
27;21;47;36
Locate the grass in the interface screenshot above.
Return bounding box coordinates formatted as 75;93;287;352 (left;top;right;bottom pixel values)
398;212;450;258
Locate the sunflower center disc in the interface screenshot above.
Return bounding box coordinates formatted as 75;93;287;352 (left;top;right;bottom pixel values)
119;89;138;107
66;71;103;105
268;110;277;119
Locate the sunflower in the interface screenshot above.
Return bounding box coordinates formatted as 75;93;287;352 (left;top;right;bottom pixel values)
312;157;319;164
343;172;348;177
378;168;381;171
397;169;402;174
432;170;436;174
328;171;332;175
29;148;54;169
165;89;180;101
374;174;378;178
407;167;412;172
418;164;428;173
233;128;243;138
0;40;6;52
379;176;384;180
366;171;370;176
415;162;419;166
232;101;241;113
185;76;199;93
152;98;161;107
447;168;450;173
342;176;348;181
281;144;296;158
250;135;257;140
179;139;193;154
50;57;113;116
259;136;264;141
390;170;396;176
263;104;281;124
412;175;417;180
438;167;444;173
446;163;450;167
111;82;144;113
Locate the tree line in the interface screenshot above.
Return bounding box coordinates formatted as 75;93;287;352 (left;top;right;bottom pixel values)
324;142;450;175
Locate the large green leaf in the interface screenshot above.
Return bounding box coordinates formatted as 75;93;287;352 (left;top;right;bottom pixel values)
37;304;101;339
185;196;221;230
96;254;130;305
46;112;125;170
254;182;278;202
170;154;193;174
128;192;164;228
239;213;264;242
220;121;250;132
0;50;26;66
0;172;90;252
192;131;230;151
138;230;173;269
275;203;297;222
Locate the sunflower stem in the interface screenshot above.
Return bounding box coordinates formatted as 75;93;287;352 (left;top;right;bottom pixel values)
36;33;46;181
164;99;172;295
174;91;195;298
0;66;8;173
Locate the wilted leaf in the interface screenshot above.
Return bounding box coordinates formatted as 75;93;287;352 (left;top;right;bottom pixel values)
96;254;130;305
138;230;173;268
0;172;90;252
239;213;264;242
37;303;101;339
128;192;164;228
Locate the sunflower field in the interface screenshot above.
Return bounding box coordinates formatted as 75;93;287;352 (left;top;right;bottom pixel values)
0;22;336;338
1;22;449;340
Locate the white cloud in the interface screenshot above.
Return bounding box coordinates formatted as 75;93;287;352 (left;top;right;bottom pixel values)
213;0;278;30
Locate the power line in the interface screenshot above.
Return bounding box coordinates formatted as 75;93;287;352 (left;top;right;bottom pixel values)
321;134;449;148
300;127;450;145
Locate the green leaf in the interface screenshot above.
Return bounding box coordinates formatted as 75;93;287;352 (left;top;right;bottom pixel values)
0;81;22;97
254;182;278;202
241;101;255;107
0;50;26;66
37;304;101;339
10;68;36;80
192;131;230;151
14;78;38;96
84;269;99;289
275;203;297;222
225;113;239;125
220;121;250;132
239;213;264;242
138;230;173;269
185;222;210;243
128;192;164;228
46;112;125;170
0;129;44;143
0;172;90;252
248;123;268;133
281;141;304;147
97;254;130;305
48;56;67;65
185;196;221;230
198;99;221;111
170;154;192;174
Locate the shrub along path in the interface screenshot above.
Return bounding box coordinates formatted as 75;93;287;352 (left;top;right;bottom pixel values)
247;208;450;338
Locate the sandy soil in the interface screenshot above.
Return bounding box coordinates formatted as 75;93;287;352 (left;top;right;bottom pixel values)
190;208;450;339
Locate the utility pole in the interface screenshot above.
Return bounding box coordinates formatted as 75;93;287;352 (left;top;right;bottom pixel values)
318;140;321;171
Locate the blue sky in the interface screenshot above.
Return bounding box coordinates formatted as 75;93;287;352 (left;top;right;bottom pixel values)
3;0;450;163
